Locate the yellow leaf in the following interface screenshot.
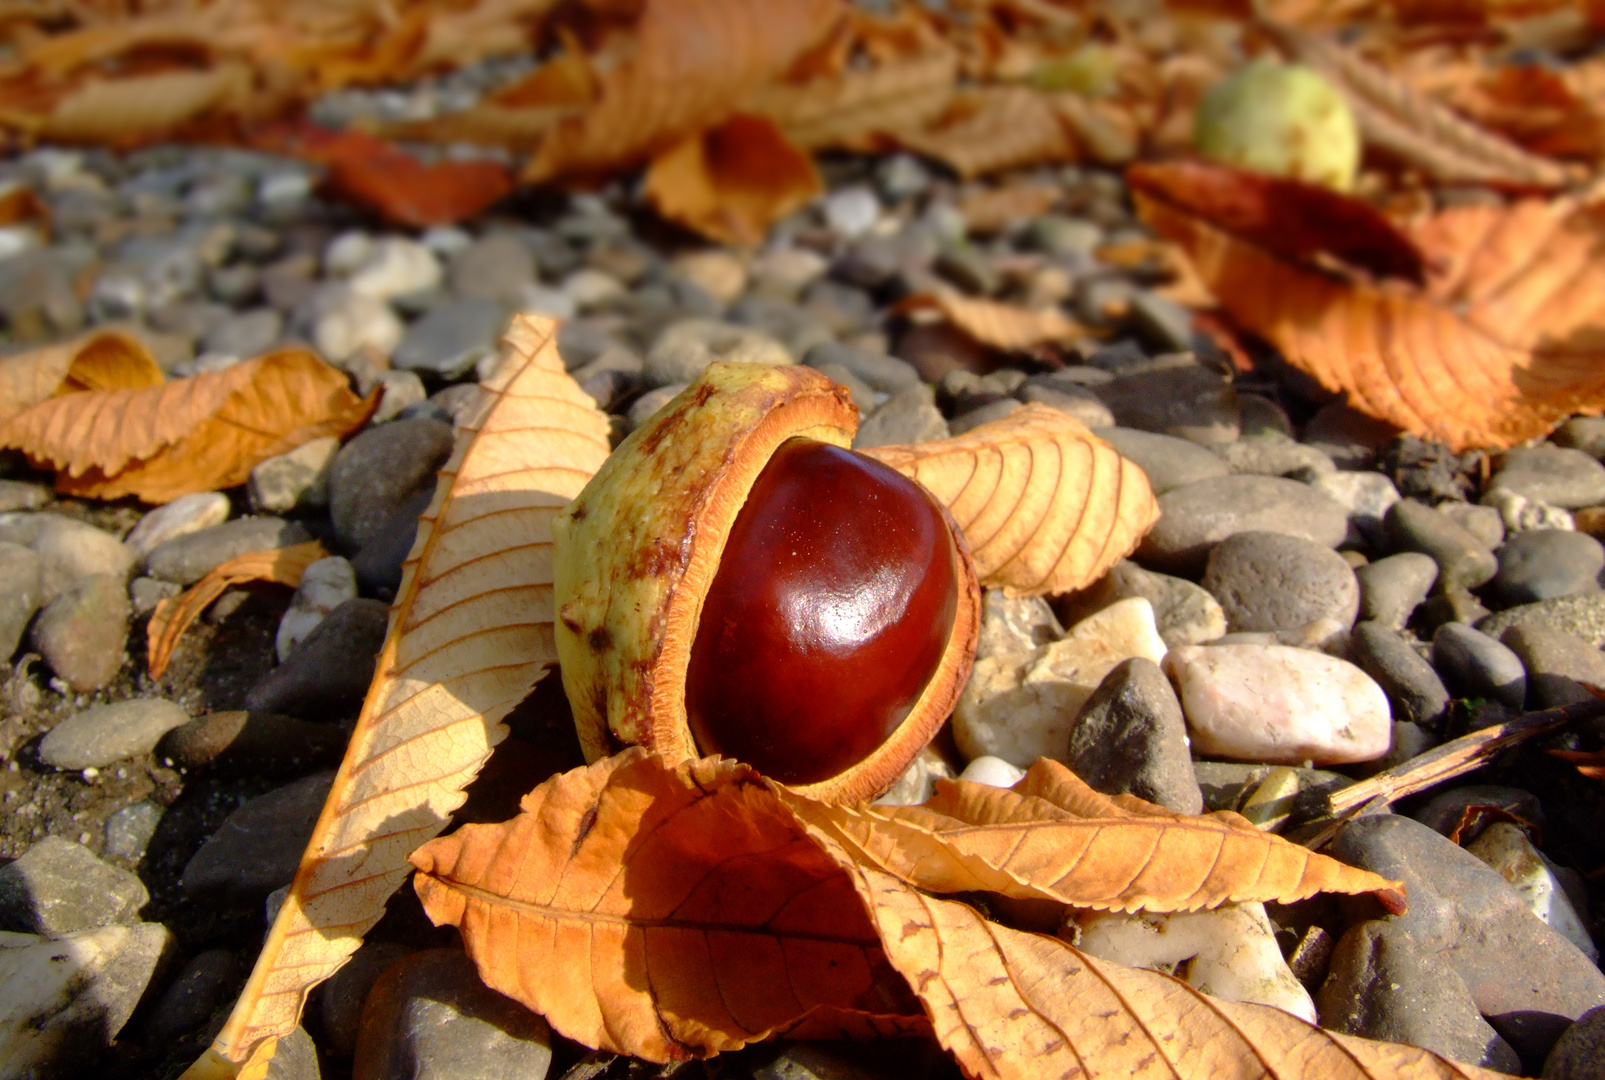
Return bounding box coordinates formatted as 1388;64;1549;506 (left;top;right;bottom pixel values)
189;315;612;1074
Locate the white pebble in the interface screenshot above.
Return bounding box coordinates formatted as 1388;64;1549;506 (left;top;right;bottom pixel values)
125;492;231;561
824;186;881;238
275;557;358;662
1466;822;1597;962
957;756;1026;789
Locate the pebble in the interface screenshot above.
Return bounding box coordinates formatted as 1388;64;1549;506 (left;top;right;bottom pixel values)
671;250;747;305
159;709;347;776
0;542;42;662
352;949;553;1080
876;747;953;806
392;296;506;379
9;514;134;603
144;517;314;585
317;941;415;1060
127;574;181;618
31;573;129;691
1478;592;1605;648
1201;531;1359;644
370;369;429;424
181;771;336;900
1328;813;1605;1063
824;186;881;237
1354;552;1438;631
1137;474;1350;576
804;342;920;394
1299;401;1400;470
0;922;174;1078
1163;644;1392;765
1383;499;1498;592
1432;623;1527;709
625;384;684;432
1059;559;1226;649
1484;487;1575;535
1311;470;1401;548
1128;291;1196;354
1490;529;1604;606
976;588;1062;659
1090;427;1228;494
1017;380;1117;428
327;418;454;551
1545;1007;1605;1080
1437;500;1506;550
1416;587;1492;634
0;836;148;935
38;697;191;770
266;1025;322;1080
104;800;164;861
1489;445;1605;509
276;556;358;662
1072;902;1315;1022
948;397;1021;435
346;237;442;301
201;306;282;359
1348;622;1451;727
1092;354;1240;446
249;435;341;513
1500;624;1605;709
1317;920;1521;1072
1067;657;1203;813
124;491;232;560
146;948;241;1039
352;489;436;599
449;233;535;307
954;597;1168;767
642;319;791;388
1466;822;1597;962
245;598;391;720
812;360;876;412
0;479;51;512
1412;785;1544;839
1214;434;1335;478
957;755;1028;788
853;384;948;449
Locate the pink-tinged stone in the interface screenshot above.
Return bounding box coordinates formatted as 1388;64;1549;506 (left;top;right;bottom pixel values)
1162;644;1391;765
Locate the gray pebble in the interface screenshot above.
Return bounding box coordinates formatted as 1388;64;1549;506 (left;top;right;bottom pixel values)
625;383;685;433
1092;427;1227;495
853;384;948;449
146;949;241;1039
144;517;313;586
1383;500;1498;592
1058;559;1225;649
1236;394;1295;439
1017;380;1115;428
128;576;181;617
39;698;191;770
1137;474;1349;576
316;941;414;1061
181;771;335;900
948;397;1021;435
449;233;535;308
644;319;790;388
1202;531;1358;640
158;710;346;777
202;307;282;359
328;419;454;551
0;542;42;663
31;573;128;691
1491;529;1605;606
1349;622;1451;727
124;491;232;562
1479;593;1605;648
810;360;876;413
1552;419;1605;460
0;836;148;935
0;479;50;512
1067;658;1203;814
1437;501;1506;550
392;296;506;380
249;436;340;514
1433;623;1527;708
265;1024;322;1080
1491;446;1605;509
977;588;1062;659
1545;1006;1605;1080
804;341;920;394
1500;624;1605;709
244;598;390;721
1214;434;1335;478
1299;398;1399;469
352;489;433;599
8;514;135;604
1091;354;1239;447
1020;214;1102;256
1355;553;1438;631
104;801;164;861
1310;470;1401;548
1416;588;1493;635
369;370;428;424
1413;785;1544;840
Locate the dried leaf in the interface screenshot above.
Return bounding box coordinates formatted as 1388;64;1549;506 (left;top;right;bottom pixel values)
643;114;823;247
957;183;1060;235
0;349;376;503
743;52;957;152
1134;162;1605;450
1260;17;1576;188
896;288;1090;352
0;329;164;427
1049;91;1143;166
410;750;926;1062
1549;748;1605;783
523;0;847;182
191;316;612;1074
862;404;1159;596
893;86;1075;178
38;61;253;143
147;542;328;679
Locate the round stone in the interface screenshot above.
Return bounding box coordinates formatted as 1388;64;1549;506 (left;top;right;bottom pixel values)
1137;475;1350;576
1490;529;1605;607
1202;531;1359;640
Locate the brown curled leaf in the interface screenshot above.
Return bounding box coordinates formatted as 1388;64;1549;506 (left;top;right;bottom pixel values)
0;349;377;503
895;287;1092;352
146;542;328;679
862;404;1159;596
0;330;165;427
190;315;612;1075
892;86;1074;178
743;51;958;152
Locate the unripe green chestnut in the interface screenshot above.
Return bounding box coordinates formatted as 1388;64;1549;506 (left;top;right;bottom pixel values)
1194;59;1359;192
551;362;979;803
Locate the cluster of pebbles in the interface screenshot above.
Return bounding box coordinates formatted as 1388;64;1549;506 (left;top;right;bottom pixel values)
2;111;1605;1079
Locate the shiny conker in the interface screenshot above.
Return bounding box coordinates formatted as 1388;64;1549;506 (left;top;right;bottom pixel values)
685;438;960;784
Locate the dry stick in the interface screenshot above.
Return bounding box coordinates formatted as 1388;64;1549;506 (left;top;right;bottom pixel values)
1298;695;1605;850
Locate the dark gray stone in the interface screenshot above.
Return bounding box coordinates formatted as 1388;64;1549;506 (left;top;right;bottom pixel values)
803;341;920;394
1491;529;1605;606
144;518;314;586
1490;446;1605;509
1068;658;1202;814
244;598;389;721
266;1025;321;1080
1350;622;1451;727
1501;624;1605;709
1300;398;1400;470
30;573;128;692
948;397;1021;435
1317;920;1520;1073
1355;553;1438;631
449;233;536;307
181;772;336;900
1328;814;1605;1065
392;296;506;380
1545;1006;1605;1080
1091;353;1240;447
1016;380;1115;429
353;949;553;1080
1416;588;1493;635
146;948;241;1039
1433;622;1527;708
328;419;454;551
158;710;348;776
1413;785;1544;839
1136;475;1349;576
351;488;433;600
1479;593;1605;648
1202;531;1358;638
853;384;947;449
1384;500;1498;592
1092;427;1228;494
317;941;414;1060
1128;291;1194;354
0;836;148;935
1552;419;1605;460
0;541;42;662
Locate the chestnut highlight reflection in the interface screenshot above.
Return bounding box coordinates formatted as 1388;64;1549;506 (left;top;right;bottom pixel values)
685;438;960;784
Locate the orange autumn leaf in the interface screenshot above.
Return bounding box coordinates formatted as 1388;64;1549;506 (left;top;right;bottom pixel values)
957;182;1060;235
743;51;958;153
1549;748;1605;782
410;750;927;1062
147;542;328;679
0;349;377;503
862;404;1159;595
893;86;1074;178
643;114;823;247
896;287;1091;352
1132;161;1605;451
0;329;165;427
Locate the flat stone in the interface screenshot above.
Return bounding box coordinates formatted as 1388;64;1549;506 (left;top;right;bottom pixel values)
392;296;506;380
1545;1006;1605;1080
1311;470;1401;548
1215;434;1335;478
181;771;335;900
1300;398;1400;469
643;319;790;388
1355;553;1438;631
124;492;232;561
948;397;1021;435
0;836;148;935
1137;475;1349;576
1092;354;1240;446
245;598;390;720
853;384;948;449
977;588;1062;659
955;598;1168;767
0;480;50;512
144;517;313;585
328;419;454;552
450;233;536;307
346;237;442;301
1093;427;1228;494
276;556;357;662
1068;658;1202;813
249;436;340;514
1383;499;1498;592
1479;593;1605;648
353;949;553;1080
1317;920;1521;1072
1491;445;1605;509
1060;559;1226;649
804;341;920;394
1500;624;1605;709
1328;814;1605;1064
1017;380;1116;429
15;514;134;604
31;573;128;691
1164;644;1392;765
317;941;414;1060
1413;785;1545;839
39;698;191;770
158;709;347;776
1467;822;1597;962
0;923;174;1078
1202;531;1358;644
1433;623;1527;708
146;948;240;1039
0;542;42;662
1349;622;1451;727
1491;529;1605;606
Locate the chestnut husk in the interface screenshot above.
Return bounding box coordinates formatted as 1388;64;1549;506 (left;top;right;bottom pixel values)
551;361;980;803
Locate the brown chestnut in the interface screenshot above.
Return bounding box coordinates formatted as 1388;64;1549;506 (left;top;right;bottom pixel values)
551;361;979;803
